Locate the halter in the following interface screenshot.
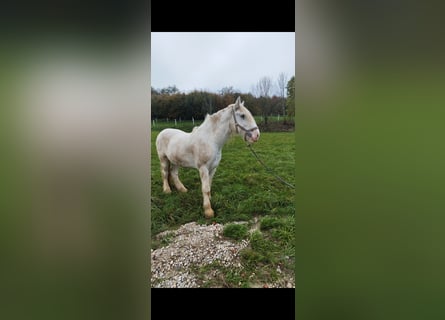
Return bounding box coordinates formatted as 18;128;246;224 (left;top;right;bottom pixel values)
231;106;258;141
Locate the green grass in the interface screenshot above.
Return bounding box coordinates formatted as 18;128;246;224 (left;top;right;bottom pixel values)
150;130;295;287
151;231;175;250
223;223;249;240
192;262;250;288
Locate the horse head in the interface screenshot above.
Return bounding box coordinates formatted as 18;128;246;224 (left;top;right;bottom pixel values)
231;96;260;144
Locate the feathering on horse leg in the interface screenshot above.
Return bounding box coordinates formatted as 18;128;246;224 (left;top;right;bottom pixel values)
199;166;214;218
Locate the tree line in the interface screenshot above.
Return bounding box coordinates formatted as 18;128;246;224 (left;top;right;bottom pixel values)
151;74;295;123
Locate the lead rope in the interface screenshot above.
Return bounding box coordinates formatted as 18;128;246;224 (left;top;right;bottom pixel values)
247;144;295;189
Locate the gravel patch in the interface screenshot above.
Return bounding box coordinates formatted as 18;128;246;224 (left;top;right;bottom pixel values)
151;222;248;288
150;221;295;288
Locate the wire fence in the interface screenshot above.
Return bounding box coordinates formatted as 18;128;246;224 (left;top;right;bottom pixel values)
151;114;294;131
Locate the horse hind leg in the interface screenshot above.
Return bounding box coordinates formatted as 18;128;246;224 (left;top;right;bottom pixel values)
159;156;172;193
170;164;188;193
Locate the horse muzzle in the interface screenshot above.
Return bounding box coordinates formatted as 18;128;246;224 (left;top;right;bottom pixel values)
245;129;260;143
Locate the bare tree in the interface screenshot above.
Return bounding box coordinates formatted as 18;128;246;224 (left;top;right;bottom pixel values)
250;84;259;98
219;86;235;96
255;76;274;124
277;72;288;116
256;76;273;97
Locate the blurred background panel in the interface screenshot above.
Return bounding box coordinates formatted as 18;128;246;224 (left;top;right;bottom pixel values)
0;1;149;319
296;1;445;319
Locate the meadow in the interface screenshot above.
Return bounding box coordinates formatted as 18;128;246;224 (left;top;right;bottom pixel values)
150;123;295;287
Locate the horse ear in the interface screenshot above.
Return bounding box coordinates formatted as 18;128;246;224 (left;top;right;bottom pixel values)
234;96;241;109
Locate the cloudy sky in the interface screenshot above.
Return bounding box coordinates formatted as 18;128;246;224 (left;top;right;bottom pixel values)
151;32;295;94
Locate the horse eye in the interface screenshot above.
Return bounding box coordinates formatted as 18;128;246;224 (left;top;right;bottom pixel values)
240;114;245;119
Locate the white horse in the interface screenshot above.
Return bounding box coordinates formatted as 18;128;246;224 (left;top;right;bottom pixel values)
155;96;260;218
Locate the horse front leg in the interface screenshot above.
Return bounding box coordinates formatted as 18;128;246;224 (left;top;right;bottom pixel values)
199;166;214;218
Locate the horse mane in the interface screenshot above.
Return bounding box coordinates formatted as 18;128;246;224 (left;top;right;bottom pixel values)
197;107;230;130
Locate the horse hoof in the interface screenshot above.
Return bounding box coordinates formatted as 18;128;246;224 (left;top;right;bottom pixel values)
204;208;214;219
179;187;188;193
163;188;172;194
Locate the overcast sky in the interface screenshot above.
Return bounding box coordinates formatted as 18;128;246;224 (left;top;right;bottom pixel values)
151;32;295;95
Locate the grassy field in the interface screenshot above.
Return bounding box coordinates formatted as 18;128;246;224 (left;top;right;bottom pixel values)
150;127;295;287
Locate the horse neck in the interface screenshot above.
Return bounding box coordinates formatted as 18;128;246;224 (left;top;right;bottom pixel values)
198;107;233;147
